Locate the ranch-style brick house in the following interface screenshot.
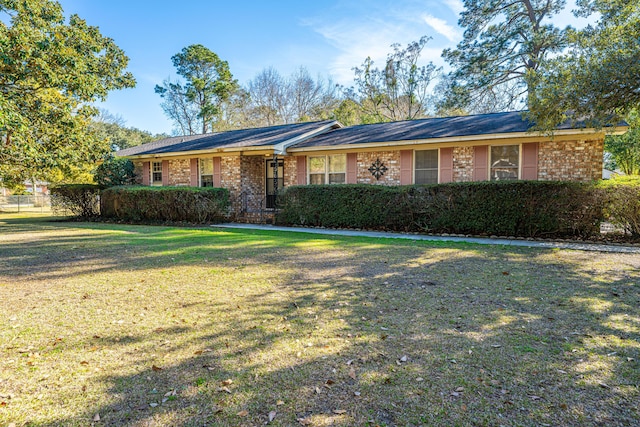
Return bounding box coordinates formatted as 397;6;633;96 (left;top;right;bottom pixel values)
116;111;621;222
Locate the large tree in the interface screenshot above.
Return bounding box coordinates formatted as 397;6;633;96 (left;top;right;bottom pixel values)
441;0;567;113
246;67;340;126
527;0;640;130
604;109;640;175
0;0;135;183
155;44;237;134
349;36;440;122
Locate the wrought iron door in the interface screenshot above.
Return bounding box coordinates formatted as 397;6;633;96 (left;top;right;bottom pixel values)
266;158;284;209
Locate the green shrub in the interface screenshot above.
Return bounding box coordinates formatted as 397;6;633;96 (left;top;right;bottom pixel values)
597;176;640;236
51;184;102;217
276;181;605;238
100;186;230;223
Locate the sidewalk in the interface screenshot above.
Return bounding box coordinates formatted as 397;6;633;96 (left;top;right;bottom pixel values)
211;223;640;254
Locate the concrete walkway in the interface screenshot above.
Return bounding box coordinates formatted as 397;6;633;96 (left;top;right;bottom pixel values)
211;223;640;254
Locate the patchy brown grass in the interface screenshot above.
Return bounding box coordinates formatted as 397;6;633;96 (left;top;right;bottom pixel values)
0;213;638;427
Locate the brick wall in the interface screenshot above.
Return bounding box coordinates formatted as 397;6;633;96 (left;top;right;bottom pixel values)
284;157;298;187
240;156;265;214
357;151;401;185
167;159;190;186
538;139;603;182
453;146;474;182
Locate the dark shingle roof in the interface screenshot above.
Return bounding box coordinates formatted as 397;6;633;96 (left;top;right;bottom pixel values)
116;120;338;156
290;111;579;149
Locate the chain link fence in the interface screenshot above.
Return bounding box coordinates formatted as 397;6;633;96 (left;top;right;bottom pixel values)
0;194;51;213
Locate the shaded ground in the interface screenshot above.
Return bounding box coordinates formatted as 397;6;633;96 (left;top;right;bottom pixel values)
0;213;638;426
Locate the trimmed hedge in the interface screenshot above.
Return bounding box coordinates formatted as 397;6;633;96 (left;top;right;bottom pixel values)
100;186;230;223
598;176;640;237
276;182;606;238
51;184;102;218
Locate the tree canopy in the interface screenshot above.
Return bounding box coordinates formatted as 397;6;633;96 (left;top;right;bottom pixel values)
155;44;237;134
604;109;640;175
349;36;440;122
527;0;640;130
0;0;135;183
441;0;568;114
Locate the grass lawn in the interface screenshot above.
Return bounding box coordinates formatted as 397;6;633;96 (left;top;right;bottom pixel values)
0;213;638;426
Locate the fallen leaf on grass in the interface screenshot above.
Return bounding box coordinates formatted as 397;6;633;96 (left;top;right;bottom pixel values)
152;365;162;372
93;413;100;421
268;410;277;422
400;355;408;362
333;409;347;414
221;379;233;386
217;386;232;393
599;382;611;389
149;402;158;407
348;367;356;379
80;361;89;366
276;400;284;405
297;418;312;425
236;410;248;417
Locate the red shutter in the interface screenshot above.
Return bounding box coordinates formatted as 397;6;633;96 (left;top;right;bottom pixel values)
142;162;150;185
190;158;199;187
439;147;453;183
473;145;489;181
400;150;413;185
213;157;221;187
346;153;357;184
521;142;539;180
161;160;169;186
296;156;307;185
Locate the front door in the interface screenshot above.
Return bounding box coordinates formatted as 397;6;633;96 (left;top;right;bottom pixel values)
266;158;284;209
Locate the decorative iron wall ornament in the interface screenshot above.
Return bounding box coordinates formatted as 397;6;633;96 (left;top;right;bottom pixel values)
368;158;388;180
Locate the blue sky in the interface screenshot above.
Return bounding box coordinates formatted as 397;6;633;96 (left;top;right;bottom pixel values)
57;0;588;135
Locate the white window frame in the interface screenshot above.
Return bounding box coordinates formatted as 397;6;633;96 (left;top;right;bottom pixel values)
414;148;439;184
489;144;521;181
307;154;346;185
151;161;162;186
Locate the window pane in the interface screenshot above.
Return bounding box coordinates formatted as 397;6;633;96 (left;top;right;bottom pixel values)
329;173;345;184
201;175;213;187
309;157;326;174
310;174;325;185
200;158;213;175
490;145;519;181
415;169;438;184
328;154;346;173
415;149;438;169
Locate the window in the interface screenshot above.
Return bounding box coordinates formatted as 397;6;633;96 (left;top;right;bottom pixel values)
308;154;346;184
151;161;162;185
200;158;213;187
415;149;438;184
490;145;519;180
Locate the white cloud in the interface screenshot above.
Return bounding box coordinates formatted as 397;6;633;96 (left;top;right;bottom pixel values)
422;13;461;42
443;0;464;15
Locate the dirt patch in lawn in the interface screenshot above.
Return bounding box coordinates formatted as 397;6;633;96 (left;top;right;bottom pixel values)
0;214;638;426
